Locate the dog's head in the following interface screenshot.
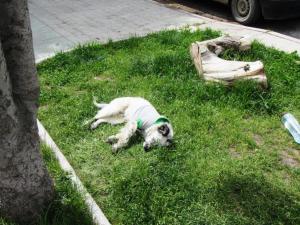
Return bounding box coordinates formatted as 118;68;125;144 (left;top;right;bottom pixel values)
143;122;174;151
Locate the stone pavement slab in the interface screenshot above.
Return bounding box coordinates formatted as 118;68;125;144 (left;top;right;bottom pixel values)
29;0;300;62
29;0;204;62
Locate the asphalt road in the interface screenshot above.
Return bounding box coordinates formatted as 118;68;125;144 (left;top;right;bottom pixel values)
158;0;300;39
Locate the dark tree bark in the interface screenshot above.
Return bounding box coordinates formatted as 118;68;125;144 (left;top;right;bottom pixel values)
0;0;54;224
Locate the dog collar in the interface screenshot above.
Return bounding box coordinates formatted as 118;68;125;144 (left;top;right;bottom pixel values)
137;116;169;129
154;116;169;125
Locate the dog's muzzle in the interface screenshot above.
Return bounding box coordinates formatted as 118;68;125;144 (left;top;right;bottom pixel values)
144;144;151;152
144;139;174;152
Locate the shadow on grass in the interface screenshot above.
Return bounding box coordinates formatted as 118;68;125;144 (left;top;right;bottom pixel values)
214;172;300;225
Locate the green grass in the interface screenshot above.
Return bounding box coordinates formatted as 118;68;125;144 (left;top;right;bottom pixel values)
37;28;300;225
0;145;93;225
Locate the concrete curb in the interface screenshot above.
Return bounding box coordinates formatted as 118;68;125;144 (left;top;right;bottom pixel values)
37;119;111;225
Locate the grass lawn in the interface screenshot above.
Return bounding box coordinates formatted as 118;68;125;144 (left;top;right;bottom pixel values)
0;145;93;225
37;29;300;225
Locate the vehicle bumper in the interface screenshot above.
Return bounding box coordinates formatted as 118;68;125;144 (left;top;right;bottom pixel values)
260;0;300;20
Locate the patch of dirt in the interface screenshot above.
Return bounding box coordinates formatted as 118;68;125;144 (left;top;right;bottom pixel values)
280;149;300;168
253;134;263;146
94;75;112;81
229;145;242;159
242;114;253;120
282;172;292;184
75;90;87;95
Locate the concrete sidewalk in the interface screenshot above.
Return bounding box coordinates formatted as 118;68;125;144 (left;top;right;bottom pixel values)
29;0;300;62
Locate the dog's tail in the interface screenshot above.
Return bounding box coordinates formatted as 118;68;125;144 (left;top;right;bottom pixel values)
93;96;107;109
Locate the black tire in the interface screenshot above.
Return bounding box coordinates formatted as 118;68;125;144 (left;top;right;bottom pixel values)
230;0;261;25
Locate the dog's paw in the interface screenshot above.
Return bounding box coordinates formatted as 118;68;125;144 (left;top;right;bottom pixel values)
90;122;98;130
112;144;120;154
106;136;118;144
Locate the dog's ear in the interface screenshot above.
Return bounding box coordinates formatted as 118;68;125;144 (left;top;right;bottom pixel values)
158;124;170;136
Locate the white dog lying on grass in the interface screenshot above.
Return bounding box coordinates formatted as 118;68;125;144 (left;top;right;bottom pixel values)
88;97;174;153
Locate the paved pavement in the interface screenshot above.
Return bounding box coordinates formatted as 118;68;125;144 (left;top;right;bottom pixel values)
29;0;300;63
29;0;202;62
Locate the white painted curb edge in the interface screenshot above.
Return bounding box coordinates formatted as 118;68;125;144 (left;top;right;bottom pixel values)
37;119;111;225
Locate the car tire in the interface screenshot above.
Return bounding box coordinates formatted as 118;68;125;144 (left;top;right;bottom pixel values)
230;0;261;25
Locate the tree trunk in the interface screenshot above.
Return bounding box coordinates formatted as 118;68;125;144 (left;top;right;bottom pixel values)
0;0;54;224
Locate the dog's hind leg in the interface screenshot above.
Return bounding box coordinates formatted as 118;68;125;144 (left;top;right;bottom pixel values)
91;115;125;130
90;119;106;130
93;101;128;121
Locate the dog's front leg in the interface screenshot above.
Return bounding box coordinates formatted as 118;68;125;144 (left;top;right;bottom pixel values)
111;121;137;153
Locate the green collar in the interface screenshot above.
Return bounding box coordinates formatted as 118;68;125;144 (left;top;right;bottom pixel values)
154;116;169;125
137;116;169;129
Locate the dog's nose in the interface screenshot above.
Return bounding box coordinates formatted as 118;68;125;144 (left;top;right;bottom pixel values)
144;144;151;152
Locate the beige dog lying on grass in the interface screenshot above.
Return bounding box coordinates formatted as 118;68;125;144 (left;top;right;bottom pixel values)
87;97;174;153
